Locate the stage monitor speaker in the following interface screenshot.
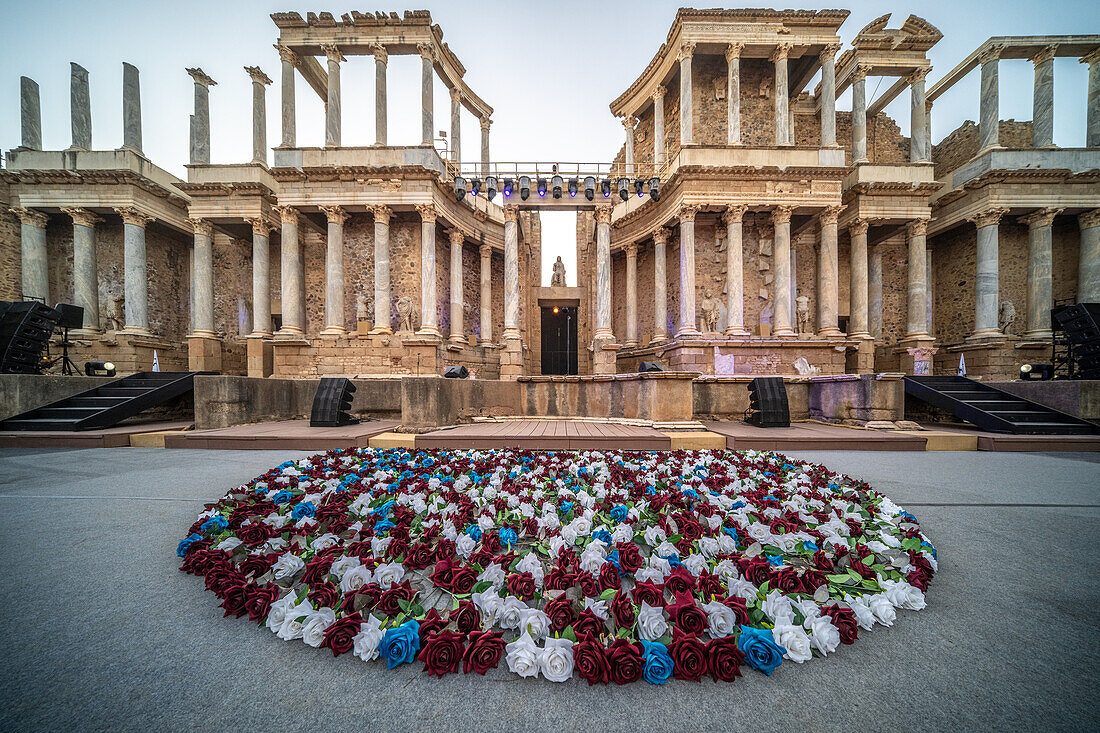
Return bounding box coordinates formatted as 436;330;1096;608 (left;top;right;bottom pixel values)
443;365;469;379
639;361;664;373
55;303;84;330
310;377;359;427
0;300;60;374
746;377;790;428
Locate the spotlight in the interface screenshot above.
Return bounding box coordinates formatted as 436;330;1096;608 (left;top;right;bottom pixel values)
502;178;513;197
634;178;645;197
553;306;560;314
1019;363;1053;380
617;177;630;201
485;176;497;201
601;178;612;198
85;360;116;377
519;175;530;201
648;176;660;202
568;178;578;198
454;176;467;201
470;178;481;197
552;175;563;199
583;176;596;201
537;178;547;197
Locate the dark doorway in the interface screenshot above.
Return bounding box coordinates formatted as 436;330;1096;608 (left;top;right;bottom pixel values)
541;306;578;375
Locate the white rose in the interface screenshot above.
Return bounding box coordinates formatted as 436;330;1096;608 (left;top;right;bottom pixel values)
477;563;507;591
637;602;668;641
276;600;315;641
697;536;720;559
301;607;336;647
339;564;374;595
643;526;667;547
571;516;592;537
884;581;926;611
706;514;723;531
352;615;385;662
682;554;709;577
611;524;634;544
715;558;740;582
271;552;305;581
329;555;361;581
477;514;495;532
373;562;405;589
519;608;551;641
505;630;540;678
867;593;896;626
762;590;794;625
843;594;876;630
808;615;841;656
216;537;243;552
655;541;679;559
772;621;813;663
498;596;528;630
747;522;773;543
472;590;503;623
579;550;605;576
584;598;609;620
371;536;391;557
773;534;800;553
538;637;575;682
311;533;339;551
264;592;295;633
456;533;476;559
559;525;578;545
701;599;737;637
794;598;822;623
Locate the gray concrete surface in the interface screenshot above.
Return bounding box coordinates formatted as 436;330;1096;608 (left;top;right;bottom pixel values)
0;447;1097;732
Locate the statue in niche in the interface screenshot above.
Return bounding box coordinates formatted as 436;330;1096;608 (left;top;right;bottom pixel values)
796;295;812;334
999;300;1016;335
550;256;567;287
714;79;725;101
699;289;720;333
356;293;370;322
105;293;125;331
396;296;416;333
759;300;773;326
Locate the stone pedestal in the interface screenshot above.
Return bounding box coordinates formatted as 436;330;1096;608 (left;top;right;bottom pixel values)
404;337;441;376
188;335;223;372
500;338;524;380
899;340;937;376
592;341;621;375
246;336;273;378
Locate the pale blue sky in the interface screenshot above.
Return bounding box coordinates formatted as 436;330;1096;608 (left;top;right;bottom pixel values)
2;1;1098;282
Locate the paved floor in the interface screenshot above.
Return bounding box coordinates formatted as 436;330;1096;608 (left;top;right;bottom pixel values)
0;446;1097;732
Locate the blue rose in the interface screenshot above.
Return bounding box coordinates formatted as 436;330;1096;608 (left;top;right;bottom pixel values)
765;554;784;567
200;515;228;533
176;532;203;558
291;501;316;521
380;620;421;669
801;540;819;552
272;489;294;505
661;553;681;569
607;550;621;572
639;640;674;685
738;625;785;676
609;504;628;523
592;529;614;546
559;501;573;514
374;519;395;536
465;525;482;541
499;528;518;547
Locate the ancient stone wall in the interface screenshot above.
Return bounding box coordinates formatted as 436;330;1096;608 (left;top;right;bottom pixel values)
932;120;1034;178
0;185;19;301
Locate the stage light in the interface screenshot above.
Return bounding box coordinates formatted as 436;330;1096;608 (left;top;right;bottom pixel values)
648;176;660;202
552;175;563;199
601;179;612;198
485;176;497;201
617;177;630;201
1020;363;1053;380
454;176;467;201
634;178;645;197
537;178;548;197
553;306;560;314
519;175;530;200
583;176;596;201
568;178;578;198
85;360;116;377
502;178;513;197
470;178;481;197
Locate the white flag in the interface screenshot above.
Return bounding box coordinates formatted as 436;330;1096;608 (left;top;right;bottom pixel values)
152;349;160;372
957;353;966;377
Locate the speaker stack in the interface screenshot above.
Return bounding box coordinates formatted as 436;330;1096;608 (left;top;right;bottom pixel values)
746;377;791;428
0;301;61;374
310;377;359;427
1053;303;1100;379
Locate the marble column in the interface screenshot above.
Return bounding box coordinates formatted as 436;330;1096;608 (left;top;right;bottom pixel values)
1083;49;1100;147
624;242;639;347
652;228;669;344
772;44;791;146
772;207;795;337
819;44;839;147
479;244;492;344
503;205;520;340
726;44;743;145
419;43;435;146
1018;208;1060;338
186;68;215;164
926;248;934;337
909;68;931;163
653;86;666;167
413;204;438;337
246;218;272;336
851;64;870;163
372;44;388;146
848;220;871;339
1032;45;1057;148
275;206;303;335
723;206;749;336
978;45;1003;152
116;207;153;334
370;205;393;334
679;43;696;146
968;208;1009;338
449;229;465;344
623;116;636;175
20;77;41;150
189;218;215;337
12;208;49;303
277;45;297;148
70;63;91;150
677;204;701;338
62;208;103;332
320;206;348;335
245;66;271;165
817;207;842;336
448;88;462;163
322;44;343;148
122;62;142;154
869;241;883;340
905;220;930;338
480;117;491;175
1078;209;1100;303
594;205;614;341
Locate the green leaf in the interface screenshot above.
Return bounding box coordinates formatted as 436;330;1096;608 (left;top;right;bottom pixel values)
656;635;673;646
452;597;460;610
562;626;577;643
471;580;492;595
758;580;770;594
826;574;851;584
599;588;617;601
396;598;412;613
616;628;632;640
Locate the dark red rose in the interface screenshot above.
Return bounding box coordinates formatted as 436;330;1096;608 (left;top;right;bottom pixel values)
577;572;599;598
219;581;248;618
632;580;666;608
545;594;575;632
451;599;482;635
616;542;644;574
404;542;434;570
482;533;501;553
607;638;645;685
236;522;272;548
494;551;516;570
320;612;362;657
706;636;745;682
906;569;931;592
238;553;278;579
667;591;706;637
774;566;804;594
307;581;339;610
507;572;536;601
674;538;695;557
813;549;835;572
433;538;457;561
418;630;465;677
429;558;457;590
418;608;447;645
697;571;726;599
598;561;621;591
679;519;703;541
377;580;414;616
462;630;506;674
573;634;610;685
720;595;750;626
849;553;876;580
610;589;636;629
665;566;697;595
468;548;494;568
346;582;382;612
522;517;540;536
572;608;604;638
450;565;478;594
669;630;708;681
245;583;282;622
545;567;574;591
385;537;408;560
739;555;772;586
822;604;858;644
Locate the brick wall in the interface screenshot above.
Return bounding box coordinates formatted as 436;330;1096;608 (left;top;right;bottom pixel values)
932;120;1035;178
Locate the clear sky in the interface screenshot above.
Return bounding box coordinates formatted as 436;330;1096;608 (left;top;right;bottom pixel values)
2;1;1098;284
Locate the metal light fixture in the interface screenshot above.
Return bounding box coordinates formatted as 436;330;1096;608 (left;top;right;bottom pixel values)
485;176;497;201
502;178;513;197
551;175;563;199
454;176;467;200
601;178;612;198
634;178;645;197
537;178;548;197
583;176;596;201
617;177;630;201
470;178;481;197
648;176;660;202
568;178;578;198
519;175;530;200
85;360;116;377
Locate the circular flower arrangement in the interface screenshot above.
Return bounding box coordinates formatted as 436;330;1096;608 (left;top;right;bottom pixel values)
178;448;936;684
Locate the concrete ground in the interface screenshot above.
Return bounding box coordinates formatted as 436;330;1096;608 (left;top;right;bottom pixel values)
0;447;1097;733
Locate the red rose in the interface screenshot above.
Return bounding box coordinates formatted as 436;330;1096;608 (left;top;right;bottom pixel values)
573;634;610;685
429;558;457;590
451;599;481;635
739;555;772;586
418;608;448;645
301;553;336;586
679;518;703;541
607;638;645;684
385;537;408;560
577;572;599;598
245;583;281;622
598;561;621;591
507;572;536;601
774;566;804;594
307;581;339;609
238;553;278;579
320;612;362;657
616;542;644;574
813;549;835;572
219;581;248;618
572;608;604;638
610;589;636;629
462;630;506;674
669;630;708;681
450;565;478;594
822;604;858;644
674;538;695;557
236;522;272;548
697;571;726;599
494;552;516;570
849;553;876;580
345;582;382;612
545;568;574;591
667;591;706;637
433;538;457;561
632;580;666;608
545;594;575;632
418;630;465;677
706;636;745;682
720;595;750;626
404;542;434;570
482;533;501;553
377;580;414;616
665;566;697;595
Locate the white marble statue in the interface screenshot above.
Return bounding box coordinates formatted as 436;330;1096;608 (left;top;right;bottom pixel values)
999;300;1016;335
105;293;125;331
796;294;812;334
699;289;720;333
396;296;416;333
550;256;567;287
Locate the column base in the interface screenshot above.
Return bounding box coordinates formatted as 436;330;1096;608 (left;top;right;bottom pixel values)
724;327;750;337
966;328;1006;342
675;327;701;339
121;326;152;336
650;334;669;345
246;335;274;378
187;335;223;372
249;330;272;338
71;328;103;338
369;325;393;335
817;328;843;338
623;339;639;349
592;340;621;375
275;327;304;338
772;327;796;338
1021;330;1053;341
500;337;524;380
448;334;467;346
415;326;442;339
320;326;347;336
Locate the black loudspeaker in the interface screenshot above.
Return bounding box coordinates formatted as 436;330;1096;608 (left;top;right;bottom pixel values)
0;300;61;374
1054;303;1100;378
55;303;84;330
639;361;664;373
746;377;790;428
443;365;469;379
310;377;359;427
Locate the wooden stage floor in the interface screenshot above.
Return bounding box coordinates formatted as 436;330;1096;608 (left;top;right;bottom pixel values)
164;419;400;450
703;421;929;451
415;420;671;451
0;420;194;449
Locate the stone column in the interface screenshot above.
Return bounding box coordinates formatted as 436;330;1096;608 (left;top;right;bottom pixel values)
277;45;297;148
653;86;666;167
926;248;934;337
449;228;465;344
480;117;491;175
909;68;931;163
116;207;153;334
723;205;749;336
246;218;272;336
275;206;303;335
624;242;639;347
244;66;271;165
1083;49;1100;147
503;205;521;340
449;88;462;163
62;208;103;332
320;206;348;335
851;64;870;163
652;228;669;344
70;63;91;150
372;44;388;146
1078;209;1100;303
479;244;492;344
772;44;792;146
419;43;435;146
20;76;41;150
869;240;883;339
122;63;142;154
679;43;696;146
593;205;614;341
818;207;842;336
978;45;1004;152
370;205;393;334
623;116;636;175
414;204;439;337
1017;208;1059;339
848;220;871;339
677;204;701;338
905;220;930;338
11;208;49;303
726;44;743;145
1031;45;1057;148
772;206;795;337
322;44;343;148
819;44;839;147
186;68;215;164
968;208;1009;338
189;218;215;337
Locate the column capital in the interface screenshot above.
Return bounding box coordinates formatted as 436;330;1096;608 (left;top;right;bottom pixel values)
115;206;153;227
186;67;216;88
1081;47;1100;66
448;228;464;246
1079;208;1100;229
450;85;462;103
978;43;1007;65
320;205;349;225
1030;44;1059;65
11;207;48;228
370;43;388;64
417;42;435;62
480;116;492;131
906;219;929;237
771;205;794;225
819;43;841;62
852;63;873;82
725;43;744;62
594;204;614;225
321;43;345;63
652;227;669;246
819;206;843;226
275;45;299;65
61;207;102;228
625;241;639;258
849;218;870;237
189;217;213;238
244;66;272;86
372;204;393;224
479;243;492;258
412;203;435;224
653;84;667;101
723;204;748;225
968;207;1009;228
678;203;701;222
622;115;637;131
245;216;274;236
503;204;520;223
1018;207;1063;228
906;66;932;85
677;42;697;62
274;205;298;225
769;42;792;63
